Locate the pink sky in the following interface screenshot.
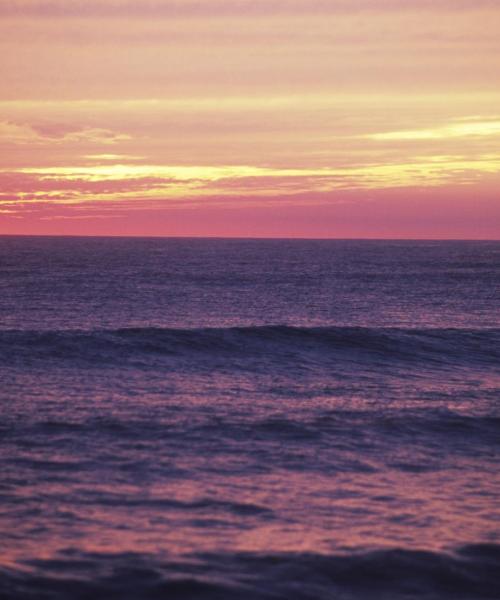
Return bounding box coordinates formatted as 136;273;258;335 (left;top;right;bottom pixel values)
1;0;499;238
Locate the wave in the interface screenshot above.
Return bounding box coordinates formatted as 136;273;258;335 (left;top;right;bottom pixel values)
1;544;499;600
2;409;498;481
6;409;499;444
1;325;499;372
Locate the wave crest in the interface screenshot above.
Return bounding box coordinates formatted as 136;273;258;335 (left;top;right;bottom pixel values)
1;544;499;600
1;326;499;371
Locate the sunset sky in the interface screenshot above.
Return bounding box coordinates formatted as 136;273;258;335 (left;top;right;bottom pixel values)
1;0;499;238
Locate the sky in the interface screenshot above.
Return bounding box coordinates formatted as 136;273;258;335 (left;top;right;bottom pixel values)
1;0;499;238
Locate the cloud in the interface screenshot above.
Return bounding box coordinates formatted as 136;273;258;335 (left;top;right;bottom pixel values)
366;120;500;141
1;154;498;211
85;154;145;161
2;0;498;18
0;121;130;145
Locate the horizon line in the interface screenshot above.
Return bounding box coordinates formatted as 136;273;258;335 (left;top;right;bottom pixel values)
1;234;499;242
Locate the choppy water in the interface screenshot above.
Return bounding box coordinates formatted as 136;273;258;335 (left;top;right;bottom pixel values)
1;237;499;599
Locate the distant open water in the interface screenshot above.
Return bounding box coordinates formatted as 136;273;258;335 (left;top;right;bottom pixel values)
1;237;499;599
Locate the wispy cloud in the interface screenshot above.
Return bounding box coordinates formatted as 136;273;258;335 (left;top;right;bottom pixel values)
0;121;130;145
85;154;145;161
1;154;498;212
366;120;500;141
2;0;498;18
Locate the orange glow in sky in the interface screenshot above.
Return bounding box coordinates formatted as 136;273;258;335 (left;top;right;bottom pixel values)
1;1;499;238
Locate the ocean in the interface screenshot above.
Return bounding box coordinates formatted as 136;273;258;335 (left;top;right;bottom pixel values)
1;237;499;599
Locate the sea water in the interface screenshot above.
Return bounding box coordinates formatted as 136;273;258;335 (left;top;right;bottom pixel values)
1;237;499;599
